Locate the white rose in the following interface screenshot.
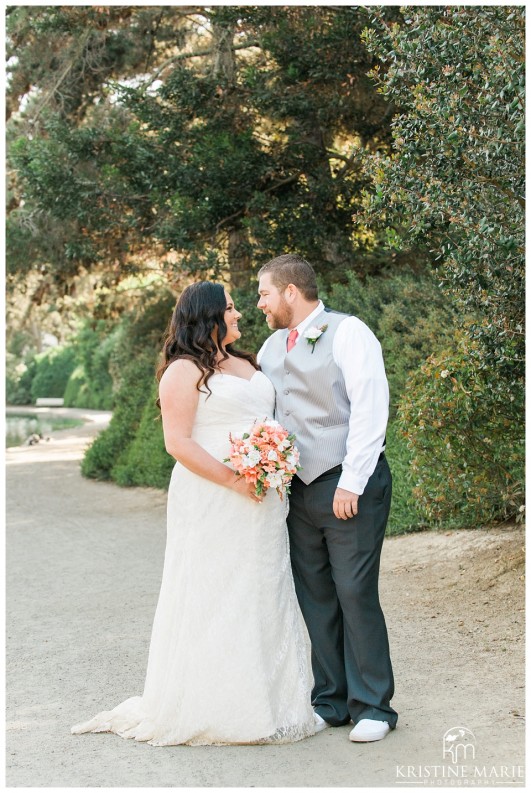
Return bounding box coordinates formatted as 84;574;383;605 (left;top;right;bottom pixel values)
243;449;261;467
266;472;284;489
303;326;324;340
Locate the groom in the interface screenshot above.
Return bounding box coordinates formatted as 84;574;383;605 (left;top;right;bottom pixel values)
257;253;397;742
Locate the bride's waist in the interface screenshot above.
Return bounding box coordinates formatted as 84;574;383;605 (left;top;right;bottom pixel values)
191;429;238;460
193;417;275;456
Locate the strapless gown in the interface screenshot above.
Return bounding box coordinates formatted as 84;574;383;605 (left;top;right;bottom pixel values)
72;371;315;745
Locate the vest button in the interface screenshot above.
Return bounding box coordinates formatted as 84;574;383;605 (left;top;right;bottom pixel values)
285;410;290;415
284;389;289;395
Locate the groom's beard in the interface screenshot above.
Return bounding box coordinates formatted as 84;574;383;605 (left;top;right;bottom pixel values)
267;296;293;330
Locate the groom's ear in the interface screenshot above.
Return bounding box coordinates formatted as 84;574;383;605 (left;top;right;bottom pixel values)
284;283;298;303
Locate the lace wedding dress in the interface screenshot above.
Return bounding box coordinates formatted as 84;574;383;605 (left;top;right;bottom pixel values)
72;371;315;745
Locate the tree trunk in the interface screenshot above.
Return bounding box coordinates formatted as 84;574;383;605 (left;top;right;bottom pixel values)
228;228;252;289
210;18;253;288
210;19;235;81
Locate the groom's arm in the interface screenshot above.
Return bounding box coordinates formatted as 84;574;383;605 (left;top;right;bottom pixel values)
332;316;389;507
256;336;271;365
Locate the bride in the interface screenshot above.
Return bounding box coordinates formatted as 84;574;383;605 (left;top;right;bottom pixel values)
71;281;315;746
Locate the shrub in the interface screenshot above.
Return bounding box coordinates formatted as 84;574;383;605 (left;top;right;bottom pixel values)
361;7;525;528
30;346;77;401
63;364;87;407
113;380;175;489
398;331;524;527
81;351;157;481
81;288;178;482
230;285;272;355
362;6;524;393
87;285;262;491
235;268;458;410
79;278;456;537
324;269;457;414
89;330;117;408
63;338;115;410
63;322;117;409
385;418;424;534
235;271;452;534
6;353;37;405
108;288;177;385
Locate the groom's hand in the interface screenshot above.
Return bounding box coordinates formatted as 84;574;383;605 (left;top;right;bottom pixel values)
333;488;359;520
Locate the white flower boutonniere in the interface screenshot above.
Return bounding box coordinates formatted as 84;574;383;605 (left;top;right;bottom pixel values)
303;324;328;354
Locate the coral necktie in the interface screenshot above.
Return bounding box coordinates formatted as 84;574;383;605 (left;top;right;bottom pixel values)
287;329;299;352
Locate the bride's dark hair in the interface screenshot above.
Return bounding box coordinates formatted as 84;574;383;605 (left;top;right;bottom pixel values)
156;281;259;406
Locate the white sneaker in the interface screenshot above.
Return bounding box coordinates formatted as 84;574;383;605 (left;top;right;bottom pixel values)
349;719;390;742
313;711;330;733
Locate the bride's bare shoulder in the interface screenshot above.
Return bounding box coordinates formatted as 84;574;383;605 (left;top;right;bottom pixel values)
160;358;202;391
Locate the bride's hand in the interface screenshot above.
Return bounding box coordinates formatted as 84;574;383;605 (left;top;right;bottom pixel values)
229;475;263;503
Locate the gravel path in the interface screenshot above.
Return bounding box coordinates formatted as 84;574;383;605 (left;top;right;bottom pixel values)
6;409;525;787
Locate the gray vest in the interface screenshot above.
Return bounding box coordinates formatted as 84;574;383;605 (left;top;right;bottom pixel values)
260;309;350;485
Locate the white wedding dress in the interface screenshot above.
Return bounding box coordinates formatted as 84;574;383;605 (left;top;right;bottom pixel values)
72;370;315;745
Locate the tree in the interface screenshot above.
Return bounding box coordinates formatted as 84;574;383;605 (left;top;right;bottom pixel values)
361;6;525;523
7;5;400;311
362;6;524;387
6;5;197;305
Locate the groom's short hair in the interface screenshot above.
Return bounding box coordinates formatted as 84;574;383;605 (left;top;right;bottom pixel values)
258;254;318;301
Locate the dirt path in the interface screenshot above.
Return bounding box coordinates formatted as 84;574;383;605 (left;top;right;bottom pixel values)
6;409;525;787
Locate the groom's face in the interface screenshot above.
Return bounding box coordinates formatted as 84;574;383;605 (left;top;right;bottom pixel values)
257;273;293;330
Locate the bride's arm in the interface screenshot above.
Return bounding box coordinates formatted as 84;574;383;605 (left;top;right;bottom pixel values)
159;359;260;500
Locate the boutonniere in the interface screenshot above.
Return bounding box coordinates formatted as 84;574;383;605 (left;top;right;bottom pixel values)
303;324;328;354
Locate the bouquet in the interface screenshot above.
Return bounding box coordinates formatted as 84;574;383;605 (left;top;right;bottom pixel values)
225;419;301;500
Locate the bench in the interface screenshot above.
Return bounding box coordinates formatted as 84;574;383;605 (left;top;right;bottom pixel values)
35;398;65;407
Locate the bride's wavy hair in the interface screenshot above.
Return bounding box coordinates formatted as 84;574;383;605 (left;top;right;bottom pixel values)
156;281;259;407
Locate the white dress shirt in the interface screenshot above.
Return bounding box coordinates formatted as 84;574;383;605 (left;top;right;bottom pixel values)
258;301;388;495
